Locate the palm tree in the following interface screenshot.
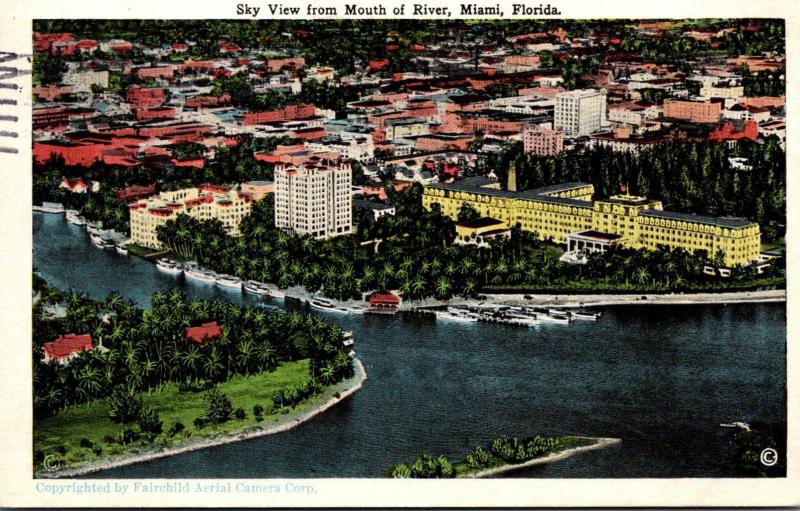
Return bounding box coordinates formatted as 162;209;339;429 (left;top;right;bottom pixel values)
434;276;452;299
635;266;651;285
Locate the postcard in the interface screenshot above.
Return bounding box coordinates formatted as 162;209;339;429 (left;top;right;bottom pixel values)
0;0;798;506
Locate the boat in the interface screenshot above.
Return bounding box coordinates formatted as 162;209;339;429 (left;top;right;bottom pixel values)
33;202;65;214
65;210;87;226
85;222;100;235
720;421;751;430
571;310;600;321
548;308;569;317
243;280;271;295
215;274;243;289
342;331;354;347
115;244;129;255
309;297;348;313
538;314;570;325
310;297;336;310
269;287;286;299
184;266;217;283
436;307;479;323
347;349;356;358
156;258;183;275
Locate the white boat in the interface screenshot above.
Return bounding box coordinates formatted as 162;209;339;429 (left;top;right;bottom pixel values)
243;280;271;295
548;308;570;317
347;349;356;358
436;307;479;323
720;421;751;430
215;274;243;289
310;297;348;313
65;210;86;226
539;314;570;325
184;267;217;283
86;223;100;235
156;258;183;275
571;310;600;321
115;244;128;255
342;331;354;347
34;202;65;214
269;287;286;299
310;297;335;310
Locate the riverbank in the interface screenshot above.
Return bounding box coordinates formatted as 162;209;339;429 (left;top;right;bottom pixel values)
36;358;367;479
439;289;787;309
463;437;621;478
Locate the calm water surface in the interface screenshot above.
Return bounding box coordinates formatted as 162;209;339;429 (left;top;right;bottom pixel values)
33;212;787;478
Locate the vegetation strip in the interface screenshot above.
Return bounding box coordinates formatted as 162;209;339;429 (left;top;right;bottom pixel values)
389;434;620;478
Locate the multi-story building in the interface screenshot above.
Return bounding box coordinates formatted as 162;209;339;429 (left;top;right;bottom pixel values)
422;176;761;267
663;99;721;123
62;69;109;88
554;89;607;137
129;184;253;249
274;160;352;239
523;126;565;156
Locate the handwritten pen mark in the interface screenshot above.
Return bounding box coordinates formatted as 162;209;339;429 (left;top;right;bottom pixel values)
0;115;18;122
0;99;16;105
0;130;18;138
0;147;18;154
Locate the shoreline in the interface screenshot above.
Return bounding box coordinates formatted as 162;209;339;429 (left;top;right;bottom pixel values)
464;437;622;478
37;212;784;312
36;358;367;479
462;289;786;309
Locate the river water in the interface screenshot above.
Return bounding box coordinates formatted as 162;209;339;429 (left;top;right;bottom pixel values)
33;212;787;478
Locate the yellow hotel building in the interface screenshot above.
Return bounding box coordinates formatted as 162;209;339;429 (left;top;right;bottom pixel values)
422;176;761;267
129;184;253;249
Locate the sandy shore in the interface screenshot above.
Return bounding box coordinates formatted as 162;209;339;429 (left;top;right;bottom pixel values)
38;358;367;479
405;288;785;310
464;437;622;478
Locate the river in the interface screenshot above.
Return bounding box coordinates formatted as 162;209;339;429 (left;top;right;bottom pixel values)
33;212;787;478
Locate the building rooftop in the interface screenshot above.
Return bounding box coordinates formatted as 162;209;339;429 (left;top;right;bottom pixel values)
639;209;754;228
429;176;594;208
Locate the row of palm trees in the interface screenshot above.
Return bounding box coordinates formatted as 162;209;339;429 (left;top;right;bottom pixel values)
33;284;353;418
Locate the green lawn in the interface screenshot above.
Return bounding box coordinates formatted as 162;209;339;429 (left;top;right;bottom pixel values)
34;360;313;469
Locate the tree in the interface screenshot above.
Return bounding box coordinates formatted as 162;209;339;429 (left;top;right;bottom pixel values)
390;463;411;478
203;387;233;425
107;386;141;423
457;203;481;223
138;406;163;434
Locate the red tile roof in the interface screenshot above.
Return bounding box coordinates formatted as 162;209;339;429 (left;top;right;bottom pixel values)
43;333;93;361
184;322;222;344
369;292;401;306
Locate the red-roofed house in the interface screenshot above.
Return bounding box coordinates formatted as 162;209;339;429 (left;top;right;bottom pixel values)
184;322;222;344
42;333;93;364
368;59;390;71
60;178;89;193
368;292;401;311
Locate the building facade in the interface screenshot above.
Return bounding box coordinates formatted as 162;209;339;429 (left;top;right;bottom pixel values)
422;177;761;267
554;89;607;137
523;126;565;156
274;160;353;239
129;184;253;249
663;99;722;123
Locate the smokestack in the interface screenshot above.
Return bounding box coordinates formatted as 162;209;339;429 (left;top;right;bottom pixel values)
507;160;517;192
